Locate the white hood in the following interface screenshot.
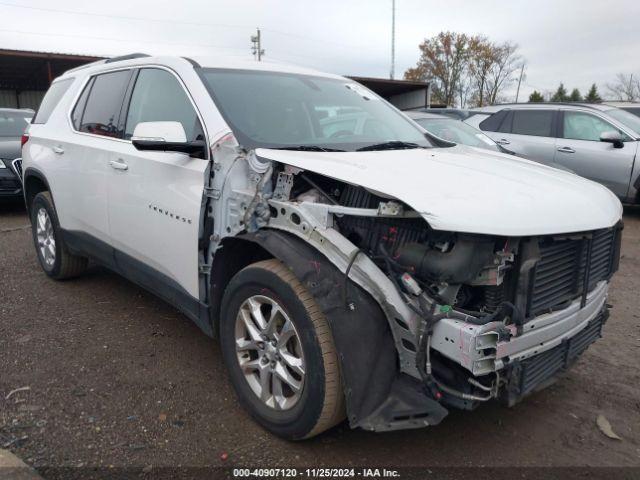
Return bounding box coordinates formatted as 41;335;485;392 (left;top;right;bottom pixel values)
256;145;623;237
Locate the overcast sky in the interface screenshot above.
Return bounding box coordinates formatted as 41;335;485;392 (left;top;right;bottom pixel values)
1;0;638;101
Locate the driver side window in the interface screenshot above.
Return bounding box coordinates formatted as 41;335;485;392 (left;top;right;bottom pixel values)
563;111;626;142
124;68;203;141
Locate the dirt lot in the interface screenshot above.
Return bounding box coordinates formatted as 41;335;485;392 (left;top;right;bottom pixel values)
1;200;639;478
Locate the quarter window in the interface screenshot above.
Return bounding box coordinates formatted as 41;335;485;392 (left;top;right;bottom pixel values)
563;111;626;142
124;68;203;141
78;70;132;138
32;78;73;124
511;110;554;137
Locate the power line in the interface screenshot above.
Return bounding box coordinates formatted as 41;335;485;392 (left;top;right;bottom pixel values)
0;28;248;52
0;1;373;52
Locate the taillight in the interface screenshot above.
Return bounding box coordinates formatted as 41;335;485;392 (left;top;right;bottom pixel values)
21;134;29;147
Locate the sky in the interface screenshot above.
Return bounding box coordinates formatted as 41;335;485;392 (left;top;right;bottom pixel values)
1;0;639;102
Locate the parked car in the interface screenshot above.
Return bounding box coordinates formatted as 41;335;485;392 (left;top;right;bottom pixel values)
0;108;33;199
22;55;623;439
406;111;504;152
465;103;640;204
603;101;640;118
408;107;472;121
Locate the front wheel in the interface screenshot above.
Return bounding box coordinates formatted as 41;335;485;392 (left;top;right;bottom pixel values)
220;259;345;439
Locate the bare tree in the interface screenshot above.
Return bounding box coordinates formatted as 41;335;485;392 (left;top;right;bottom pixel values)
466;36;496;107
606;73;640;101
485;42;521;105
404;32;470;106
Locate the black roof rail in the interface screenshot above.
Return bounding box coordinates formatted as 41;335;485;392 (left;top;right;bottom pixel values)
105;53;150;64
182;57;201;68
492;102;602;110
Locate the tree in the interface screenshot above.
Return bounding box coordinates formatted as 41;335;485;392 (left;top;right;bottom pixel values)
528;90;544;102
584;84;602;103
484;42;521;105
569;88;582;102
404;32;470;107
466;35;495;107
606;73;639;101
550;83;569;102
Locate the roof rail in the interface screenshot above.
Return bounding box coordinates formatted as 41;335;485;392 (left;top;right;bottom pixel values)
494;102;601;110
104;53;150;63
64;59;107;75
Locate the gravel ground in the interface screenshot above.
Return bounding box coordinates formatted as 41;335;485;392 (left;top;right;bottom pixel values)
1;200;639;478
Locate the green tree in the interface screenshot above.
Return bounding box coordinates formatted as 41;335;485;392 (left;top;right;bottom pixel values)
550;83;569;102
528;90;544;102
585;83;602;103
569;88;582;102
404;32;470;106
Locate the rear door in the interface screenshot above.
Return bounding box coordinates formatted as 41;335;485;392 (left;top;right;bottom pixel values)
106;67;208;302
554;110;636;198
63;69;133;265
484;109;558;164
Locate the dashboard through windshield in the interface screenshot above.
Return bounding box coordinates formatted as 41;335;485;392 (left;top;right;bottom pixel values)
199;69;432;151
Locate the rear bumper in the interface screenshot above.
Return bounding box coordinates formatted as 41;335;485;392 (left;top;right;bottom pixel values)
431;280;609;376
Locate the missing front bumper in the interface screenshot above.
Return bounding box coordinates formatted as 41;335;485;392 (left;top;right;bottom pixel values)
430;280;609;376
502;307;608;406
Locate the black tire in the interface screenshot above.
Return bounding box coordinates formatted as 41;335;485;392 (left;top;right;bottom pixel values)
30;191;87;280
220;259;345;439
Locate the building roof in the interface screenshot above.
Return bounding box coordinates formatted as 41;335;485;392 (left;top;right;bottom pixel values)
0;48;104;90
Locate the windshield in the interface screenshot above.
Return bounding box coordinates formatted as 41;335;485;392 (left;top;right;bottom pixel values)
414;117;499;151
199;69;432;151
606;108;640;136
0;111;32;137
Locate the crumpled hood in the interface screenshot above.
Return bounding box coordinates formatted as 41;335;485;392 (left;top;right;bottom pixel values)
256;145;623;236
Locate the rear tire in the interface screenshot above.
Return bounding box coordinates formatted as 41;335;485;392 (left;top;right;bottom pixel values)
30;191;87;280
220;259;345;439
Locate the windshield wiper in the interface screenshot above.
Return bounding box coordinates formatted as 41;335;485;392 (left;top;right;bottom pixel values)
274;145;346;152
356;141;423;152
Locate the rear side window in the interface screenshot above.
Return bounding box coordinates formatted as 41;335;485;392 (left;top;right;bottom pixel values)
511;110;554;137
71;77;94;130
78;70;132;138
478;110;508;132
124;68;203;141
32;78;73;124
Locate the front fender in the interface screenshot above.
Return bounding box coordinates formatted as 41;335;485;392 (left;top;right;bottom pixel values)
240;230;447;430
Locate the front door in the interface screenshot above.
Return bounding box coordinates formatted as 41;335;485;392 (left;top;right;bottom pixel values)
106;67;208;303
554;110;636;199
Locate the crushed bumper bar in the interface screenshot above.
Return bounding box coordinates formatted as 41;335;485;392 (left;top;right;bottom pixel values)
503;307;608;405
431;280;609;376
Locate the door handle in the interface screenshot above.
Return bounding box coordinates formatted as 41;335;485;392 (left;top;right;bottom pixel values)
109;159;129;171
495;139;510;145
52;146;64;155
557;146;576;154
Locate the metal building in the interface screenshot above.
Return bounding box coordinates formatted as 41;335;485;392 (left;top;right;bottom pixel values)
0;49;431;111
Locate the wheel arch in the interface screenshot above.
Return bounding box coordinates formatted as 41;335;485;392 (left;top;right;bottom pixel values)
215;229;398;428
23;167;53;215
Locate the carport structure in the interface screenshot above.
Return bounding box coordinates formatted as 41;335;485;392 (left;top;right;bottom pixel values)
0;49;102;109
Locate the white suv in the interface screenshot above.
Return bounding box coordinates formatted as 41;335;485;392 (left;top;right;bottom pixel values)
22;54;623;439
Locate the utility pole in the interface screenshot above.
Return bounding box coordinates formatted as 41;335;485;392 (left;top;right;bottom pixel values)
251;28;265;61
515;63;525;103
390;0;396;79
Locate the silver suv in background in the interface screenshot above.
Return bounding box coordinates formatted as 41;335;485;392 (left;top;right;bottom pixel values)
604;102;640;118
465;103;640;204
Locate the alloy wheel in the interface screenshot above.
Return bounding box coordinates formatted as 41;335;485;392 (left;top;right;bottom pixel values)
235;295;305;410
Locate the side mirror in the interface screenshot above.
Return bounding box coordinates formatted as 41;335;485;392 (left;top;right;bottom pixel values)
600;131;624;149
131;121;206;158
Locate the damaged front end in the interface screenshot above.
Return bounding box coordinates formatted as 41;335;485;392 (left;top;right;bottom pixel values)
209;142;623;432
